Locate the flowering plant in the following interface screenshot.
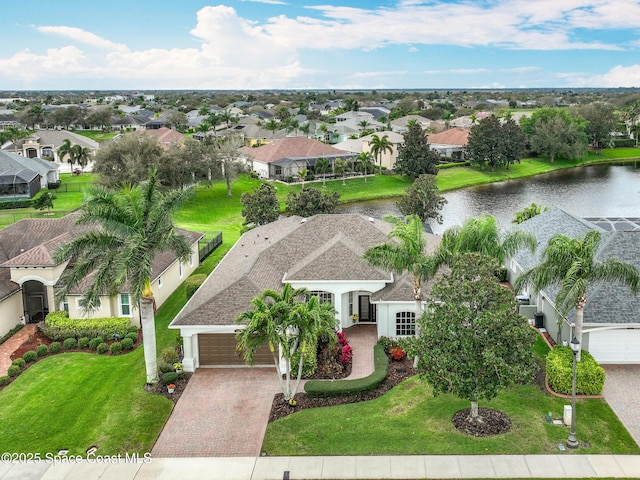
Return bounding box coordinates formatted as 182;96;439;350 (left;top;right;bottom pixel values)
389;345;406;361
340;344;353;364
167;384;176;391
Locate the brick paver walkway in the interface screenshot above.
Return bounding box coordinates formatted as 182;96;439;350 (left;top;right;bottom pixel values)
603;365;640;446
0;324;37;376
152;325;378;458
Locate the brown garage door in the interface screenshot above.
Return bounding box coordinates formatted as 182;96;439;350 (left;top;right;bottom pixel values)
198;333;274;366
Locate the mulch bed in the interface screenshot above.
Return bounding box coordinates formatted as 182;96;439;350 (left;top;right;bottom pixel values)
10;330;52;361
269;356;416;422
144;373;192;403
452;407;512;436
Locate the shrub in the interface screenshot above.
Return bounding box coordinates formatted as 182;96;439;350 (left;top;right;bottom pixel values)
377;336;400;354
77;337;90;349
306;345;388;397
63;338;77;350
42;311;131;341
121;337;134;350
546;346;605;395
162;372;179;385
185;274;207;299
96;343;109;354
389;345;406;361
160;346;179;364
36;344;49;357
110;342;123;355
7;365;21;377
23;351;37;363
0;376;10;386
291;341;317;378
127;325;139;333
340;344;353;364
158;362;174;374
0;199;32;210
12;358;25;368
88;337;103;350
49;342;62;353
125;332;138;342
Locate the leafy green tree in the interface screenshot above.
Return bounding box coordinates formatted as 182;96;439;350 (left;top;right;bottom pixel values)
54;169;193;383
236;285;337;405
514;230;639;360
369;134;394;175
394;123;440;178
436;214;536;266
94;134;165;187
573;103;616;151
396;174;447;224
32;191;56;215
217;135;245;196
333;158;350;185
85;107;113;131
240;183;280;226
465;115;526;170
512;203;549;224
416;253;537;420
167;112;188;132
286;187;340;217
520;108;587;162
49;106;84;130
3;126;30;153
364;215;437;332
275;106;291;122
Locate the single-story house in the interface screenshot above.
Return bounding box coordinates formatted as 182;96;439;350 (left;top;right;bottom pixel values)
169;214;440;371
2;130;99;165
426;128;470;160
508;207;640;363
0;213;204;336
241;137;355;181
0;151;60;198
136;127;186;147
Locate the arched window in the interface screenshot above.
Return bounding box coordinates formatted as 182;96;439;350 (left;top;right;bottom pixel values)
395;311;415;336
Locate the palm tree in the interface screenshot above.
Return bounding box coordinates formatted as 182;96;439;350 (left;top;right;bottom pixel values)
358;119;370;133
265;118;279;139
300;122;311;138
236;284;336;405
57;138;73;165
54;169;193;383
436;214;537;267
364;215;437;346
369;134;393;175
287;118;300;137
315;157;330;187
334;158;349;186
5;126;29;154
356;151;375;182
512;203;549;224
207;113;221;136
71;144;91;172
514;230;638;360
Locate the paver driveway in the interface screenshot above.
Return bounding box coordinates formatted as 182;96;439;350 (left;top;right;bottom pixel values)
603;365;640;446
152;368;279;457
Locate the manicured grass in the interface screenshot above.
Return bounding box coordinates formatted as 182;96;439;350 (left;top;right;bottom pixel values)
262;377;639;456
72;130;118;143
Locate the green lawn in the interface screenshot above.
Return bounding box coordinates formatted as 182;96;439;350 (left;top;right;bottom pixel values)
72;130;118;143
262;377;639;456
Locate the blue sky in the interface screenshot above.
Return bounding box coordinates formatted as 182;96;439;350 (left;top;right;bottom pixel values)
1;0;640;90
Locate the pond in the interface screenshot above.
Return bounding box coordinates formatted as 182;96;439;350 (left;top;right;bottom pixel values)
336;164;640;234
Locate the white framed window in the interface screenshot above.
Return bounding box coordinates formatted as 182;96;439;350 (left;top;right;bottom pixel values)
395;311;416;336
189;252;194;267
60;297;69;313
348;291;354;317
119;294;131;317
310;290;333;305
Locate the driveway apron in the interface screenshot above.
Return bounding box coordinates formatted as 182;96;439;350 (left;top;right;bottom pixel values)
603;365;640;446
152;368;279;457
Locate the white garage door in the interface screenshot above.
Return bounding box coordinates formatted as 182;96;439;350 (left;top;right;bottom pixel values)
588;329;640;364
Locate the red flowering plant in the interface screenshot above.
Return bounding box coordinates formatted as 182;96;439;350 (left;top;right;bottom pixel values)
389;345;406;361
340;344;353;364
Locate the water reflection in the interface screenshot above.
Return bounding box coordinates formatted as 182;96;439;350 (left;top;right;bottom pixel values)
336;165;640;234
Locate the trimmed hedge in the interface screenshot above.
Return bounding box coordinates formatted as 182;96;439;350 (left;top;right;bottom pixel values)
185;274;207;299
121;337;134;350
23;351;37;363
96;343;109;354
63;338;77;350
437;160;470;169
546;346;605;395
305;345;388;398
88;337;103;350
77;337;90;349
36;344;49;357
162;372;179;385
12;358;25;368
0;199;32;210
49;342;61;353
42;311;131;341
0;376;9;386
7;365;21;377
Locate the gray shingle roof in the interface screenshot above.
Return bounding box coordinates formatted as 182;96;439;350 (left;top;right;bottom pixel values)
171;214;440;328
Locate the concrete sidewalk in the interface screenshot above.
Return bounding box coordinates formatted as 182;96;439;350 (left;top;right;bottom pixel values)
3;455;640;479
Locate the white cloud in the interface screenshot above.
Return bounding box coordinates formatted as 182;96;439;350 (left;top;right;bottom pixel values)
581;65;640;87
351;70;409;78
36;26;128;52
240;0;287;4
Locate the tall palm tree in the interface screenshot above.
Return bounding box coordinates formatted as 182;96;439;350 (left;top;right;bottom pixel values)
364;215;437;338
436;214;537;267
315;157;330;187
5;126;29;153
265;118;279;139
358;119;370;133
54;169;193;383
71;144;91;172
356;151;375;182
334;158;349;186
514;230;638;360
236;284;336;405
300;122;311;138
57;138;73;165
369;134;393;175
207;113;221;136
287;118;300;137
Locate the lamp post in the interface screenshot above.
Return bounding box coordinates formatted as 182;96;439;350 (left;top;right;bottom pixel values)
566;336;580;449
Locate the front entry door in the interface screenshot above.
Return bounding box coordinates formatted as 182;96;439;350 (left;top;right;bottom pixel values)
358;295;376;323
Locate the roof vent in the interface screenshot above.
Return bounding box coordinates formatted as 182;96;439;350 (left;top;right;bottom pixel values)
301;218;307;223
368;217;375;223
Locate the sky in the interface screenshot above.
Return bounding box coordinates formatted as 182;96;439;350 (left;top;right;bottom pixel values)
1;0;640;91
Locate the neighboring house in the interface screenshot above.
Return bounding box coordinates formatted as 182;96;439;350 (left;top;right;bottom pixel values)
426;128;470;159
136;127;186;147
169;214;440;370
0;213;204;336
111;115;151;131
0;150;60;196
240;137;355;180
508;207;640;363
2;130;99;165
390;115;437;134
334;131;403;171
